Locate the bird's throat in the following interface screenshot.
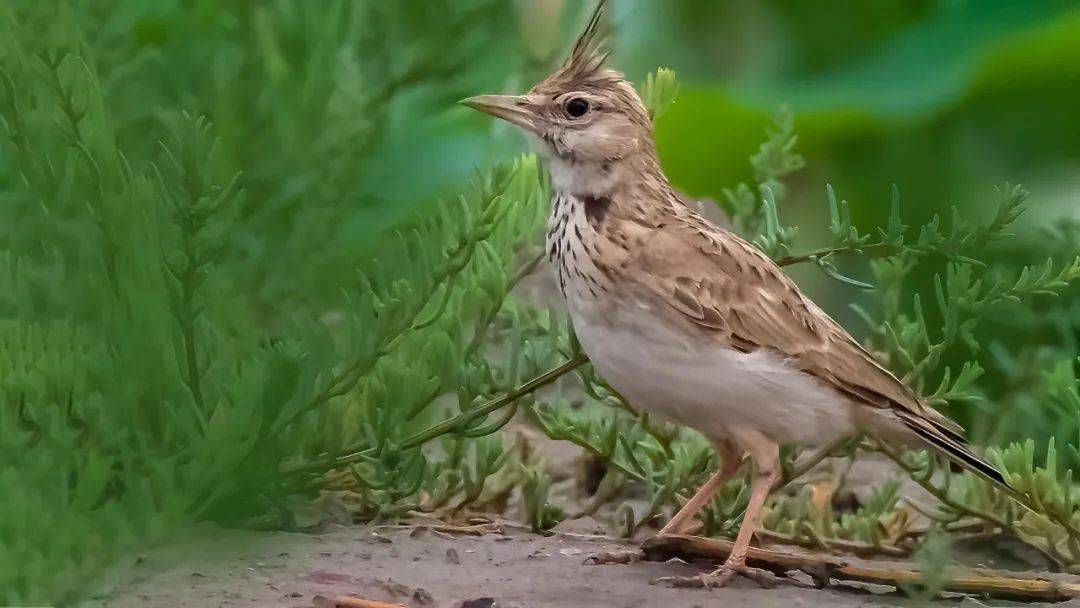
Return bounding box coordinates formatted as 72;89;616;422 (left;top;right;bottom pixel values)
546;155;619;199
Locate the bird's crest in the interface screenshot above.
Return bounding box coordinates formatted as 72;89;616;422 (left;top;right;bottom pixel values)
545;0;617;91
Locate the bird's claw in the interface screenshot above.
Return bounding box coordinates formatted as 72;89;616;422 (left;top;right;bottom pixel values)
583;549;642;565
651;563;784;589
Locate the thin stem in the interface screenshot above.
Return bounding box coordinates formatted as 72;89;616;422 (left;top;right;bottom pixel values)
177;209;206;421
283;353;588;475
400;353;587;450
777;436;855;490
775;243;892;267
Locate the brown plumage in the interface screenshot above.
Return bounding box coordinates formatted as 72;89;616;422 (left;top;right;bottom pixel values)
464;0;1014;589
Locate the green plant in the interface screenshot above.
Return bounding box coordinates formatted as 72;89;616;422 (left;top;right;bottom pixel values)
0;1;550;598
900;529;954;600
3;2;1079;603
522;467;566;533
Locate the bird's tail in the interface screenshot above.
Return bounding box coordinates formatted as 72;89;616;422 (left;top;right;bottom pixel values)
897;412;1033;511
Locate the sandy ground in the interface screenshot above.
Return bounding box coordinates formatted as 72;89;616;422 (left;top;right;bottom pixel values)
91;522;1070;608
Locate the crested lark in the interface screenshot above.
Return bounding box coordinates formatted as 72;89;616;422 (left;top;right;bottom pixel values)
464;0;1018;589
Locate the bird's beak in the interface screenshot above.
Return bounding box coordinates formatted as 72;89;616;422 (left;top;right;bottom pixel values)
461;94;541;134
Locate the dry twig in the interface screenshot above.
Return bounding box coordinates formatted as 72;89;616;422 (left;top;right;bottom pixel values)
755;529;910;559
312;596;406;608
642;534;1080;602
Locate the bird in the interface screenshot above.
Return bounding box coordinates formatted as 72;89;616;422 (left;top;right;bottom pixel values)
463;0;1020;589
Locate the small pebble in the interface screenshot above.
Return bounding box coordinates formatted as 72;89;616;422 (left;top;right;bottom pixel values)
783;570;815;587
383;578;412;597
446;548;461;564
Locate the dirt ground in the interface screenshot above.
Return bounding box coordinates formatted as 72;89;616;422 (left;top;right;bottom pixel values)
91;521;1071;608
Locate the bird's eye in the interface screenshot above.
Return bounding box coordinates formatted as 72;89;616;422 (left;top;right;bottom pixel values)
565;97;590;118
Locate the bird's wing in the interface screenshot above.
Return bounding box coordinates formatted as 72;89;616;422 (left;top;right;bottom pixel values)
613;209;965;441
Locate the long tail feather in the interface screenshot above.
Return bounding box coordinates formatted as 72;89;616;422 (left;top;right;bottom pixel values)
900;415;1033;510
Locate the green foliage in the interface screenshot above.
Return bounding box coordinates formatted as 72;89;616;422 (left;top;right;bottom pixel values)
901;530;954;601
721;107;805;247
3;2;1079;604
522;467;565;534
0;137;548;605
532;394;710;533
0;0;550;598
643;67;680;120
766;480;908;551
991;439;1080;570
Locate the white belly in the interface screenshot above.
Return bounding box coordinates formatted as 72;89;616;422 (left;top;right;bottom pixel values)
567;292;856;447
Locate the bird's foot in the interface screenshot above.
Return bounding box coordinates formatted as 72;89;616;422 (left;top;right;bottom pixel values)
582;548;642;565
651;563;784;589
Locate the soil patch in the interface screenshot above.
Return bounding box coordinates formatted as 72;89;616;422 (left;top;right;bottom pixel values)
92;523;1062;608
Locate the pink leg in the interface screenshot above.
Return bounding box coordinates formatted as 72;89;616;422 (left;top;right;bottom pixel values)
659;440;743;535
723;445;778;569
586;440;742;566
655;429;782;588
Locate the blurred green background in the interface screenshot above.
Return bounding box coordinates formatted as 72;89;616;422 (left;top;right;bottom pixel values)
36;0;1079;246
3;0;1080;603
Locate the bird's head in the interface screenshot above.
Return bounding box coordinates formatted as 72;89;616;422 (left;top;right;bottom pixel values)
463;1;655;181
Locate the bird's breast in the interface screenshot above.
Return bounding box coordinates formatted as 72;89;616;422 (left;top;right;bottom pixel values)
546;193;615;303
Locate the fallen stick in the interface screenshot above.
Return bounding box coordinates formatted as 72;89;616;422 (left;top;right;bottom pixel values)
312;596;406;608
390;522;504;537
754;529;909;559
641;534;1080;602
430;522;503;536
